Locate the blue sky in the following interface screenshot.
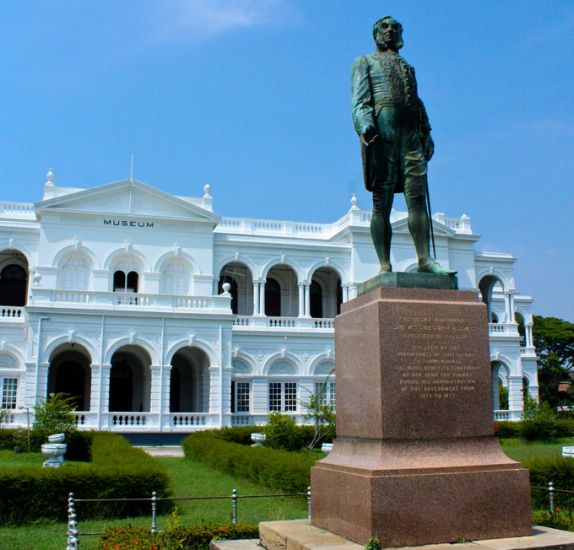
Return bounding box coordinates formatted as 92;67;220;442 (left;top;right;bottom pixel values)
1;0;573;320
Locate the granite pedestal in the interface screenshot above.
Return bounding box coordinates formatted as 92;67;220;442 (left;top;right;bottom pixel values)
310;283;532;547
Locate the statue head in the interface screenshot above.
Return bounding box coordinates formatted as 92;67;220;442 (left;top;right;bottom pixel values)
372;16;403;52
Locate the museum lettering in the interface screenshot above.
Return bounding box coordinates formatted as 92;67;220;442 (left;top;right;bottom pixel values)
103;219;154;228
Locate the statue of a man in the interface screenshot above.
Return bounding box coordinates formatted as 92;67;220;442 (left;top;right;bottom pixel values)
352;16;452;275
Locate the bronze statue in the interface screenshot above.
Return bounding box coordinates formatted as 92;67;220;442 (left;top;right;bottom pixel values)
352;16;453;275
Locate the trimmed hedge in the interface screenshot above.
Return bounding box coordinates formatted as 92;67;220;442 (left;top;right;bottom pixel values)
494;419;574;440
183;429;319;493
0;428;93;460
100;523;259;549
0;433;170;524
525;455;574;509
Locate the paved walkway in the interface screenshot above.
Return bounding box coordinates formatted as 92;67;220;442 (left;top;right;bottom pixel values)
137;445;184;458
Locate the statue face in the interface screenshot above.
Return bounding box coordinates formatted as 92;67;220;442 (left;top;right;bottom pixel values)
374;17;403;51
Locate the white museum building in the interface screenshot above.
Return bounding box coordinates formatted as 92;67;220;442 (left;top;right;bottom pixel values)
0;172;537;432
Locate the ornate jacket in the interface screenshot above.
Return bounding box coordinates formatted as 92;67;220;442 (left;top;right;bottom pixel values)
351;51;432;191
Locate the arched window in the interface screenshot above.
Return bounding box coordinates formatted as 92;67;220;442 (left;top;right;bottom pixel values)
161;259;190;296
58;254;90;290
0;265;27;306
114;271;138;293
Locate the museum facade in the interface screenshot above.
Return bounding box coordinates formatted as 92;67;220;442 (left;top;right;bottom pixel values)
0;173;537;432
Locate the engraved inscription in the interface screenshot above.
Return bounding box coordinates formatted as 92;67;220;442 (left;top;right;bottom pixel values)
393;315;478;400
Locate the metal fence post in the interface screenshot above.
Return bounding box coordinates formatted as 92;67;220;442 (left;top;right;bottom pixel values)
307;486;312;521
232;489;238;525
549;482;555;513
67;492;79;550
151;491;158;534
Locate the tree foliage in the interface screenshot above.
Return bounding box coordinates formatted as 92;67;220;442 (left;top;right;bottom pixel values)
533;316;574;408
32;392;77;438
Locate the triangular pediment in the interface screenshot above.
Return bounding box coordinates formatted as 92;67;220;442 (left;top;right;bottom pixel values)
391;217;455;237
35;179;220;223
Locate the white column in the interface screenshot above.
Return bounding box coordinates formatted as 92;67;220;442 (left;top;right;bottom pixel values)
298;283;305;318
150;365;162;415
508;375;524;414
207;364;224;427
253;281;260;316
89;364;101;424
525;322;533;348
99;365;111;428
259;281;266;316
304;283;311;317
504;291;515;323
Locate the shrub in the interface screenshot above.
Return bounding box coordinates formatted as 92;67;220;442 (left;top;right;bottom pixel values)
183;430;318;493
0;433;170;524
32;392;77;440
494;421;522;438
264;413;302;451
521;398;557;440
100;523;259;550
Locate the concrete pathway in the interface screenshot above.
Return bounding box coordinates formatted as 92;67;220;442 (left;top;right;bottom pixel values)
137;445;184;458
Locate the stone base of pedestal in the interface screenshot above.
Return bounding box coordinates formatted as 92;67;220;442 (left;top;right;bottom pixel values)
253;520;574;550
311;441;531;546
309;285;532;546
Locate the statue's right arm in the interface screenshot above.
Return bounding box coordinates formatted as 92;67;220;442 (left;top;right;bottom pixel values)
351;56;376;139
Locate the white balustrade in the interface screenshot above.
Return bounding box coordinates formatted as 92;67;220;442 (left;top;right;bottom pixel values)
29;288;231;313
168;413;216;428
268;317;296;328
494;410;510;421
233;316;251;326
231;315;334;330
111;413;149;427
0;201;36;217
0;306;24;319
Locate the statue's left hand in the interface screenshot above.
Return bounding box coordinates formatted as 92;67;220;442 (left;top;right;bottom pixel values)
423;136;434;161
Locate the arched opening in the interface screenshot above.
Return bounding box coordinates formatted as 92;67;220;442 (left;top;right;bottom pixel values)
491;361;509;411
515;312;526;347
310;281;322;318
0;250;29;306
218;262;253;315
109;346;151;412
265;264;298;317
169;347;210;413
265;278;281;316
310;267;342;318
47;344;92;411
479;275;503;323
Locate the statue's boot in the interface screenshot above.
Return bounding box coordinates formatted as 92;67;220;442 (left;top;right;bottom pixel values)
417;257;457;275
378;262;392;274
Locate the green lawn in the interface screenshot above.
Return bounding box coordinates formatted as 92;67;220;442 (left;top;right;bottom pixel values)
500;437;574;463
0;455;308;550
